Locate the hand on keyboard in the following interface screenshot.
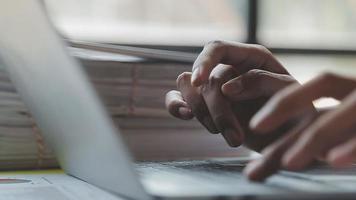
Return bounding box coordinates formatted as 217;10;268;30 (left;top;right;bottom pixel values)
245;73;356;181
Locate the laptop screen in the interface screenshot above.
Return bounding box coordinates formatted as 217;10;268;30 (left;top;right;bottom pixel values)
0;1;149;199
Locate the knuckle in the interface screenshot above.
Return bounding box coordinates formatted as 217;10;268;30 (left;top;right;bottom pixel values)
317;72;340;90
199;84;209;94
206;40;225;46
205;40;227;52
245;69;268;82
202;75;224;93
252;44;272;56
176;72;191;88
208;74;224;87
318;72;337;82
247;68;264;75
243;69;271;92
240;69;264;90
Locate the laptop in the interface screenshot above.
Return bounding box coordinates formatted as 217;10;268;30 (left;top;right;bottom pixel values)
1;1;356;200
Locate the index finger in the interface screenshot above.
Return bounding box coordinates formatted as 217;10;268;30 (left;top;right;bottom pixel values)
201;64;244;147
244;113;316;181
191;41;289;86
250;73;356;133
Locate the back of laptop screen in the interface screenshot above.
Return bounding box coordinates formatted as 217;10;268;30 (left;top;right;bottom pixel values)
0;1;149;200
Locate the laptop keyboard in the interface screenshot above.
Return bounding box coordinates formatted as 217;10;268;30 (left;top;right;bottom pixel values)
137;159;248;181
136;159;292;196
136;159;356;193
168;161;245;173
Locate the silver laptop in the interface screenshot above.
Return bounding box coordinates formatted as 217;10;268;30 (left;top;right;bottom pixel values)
1;1;356;200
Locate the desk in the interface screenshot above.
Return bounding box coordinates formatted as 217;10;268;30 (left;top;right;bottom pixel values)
0;169;123;200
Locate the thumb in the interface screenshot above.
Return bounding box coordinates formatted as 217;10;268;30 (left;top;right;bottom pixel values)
221;69;297;101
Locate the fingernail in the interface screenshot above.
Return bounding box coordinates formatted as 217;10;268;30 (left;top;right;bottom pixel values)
178;107;191;117
243;161;259;175
222;79;243;96
222;128;241;147
243;160;263;180
191;68;201;86
327;150;352;168
282;151;300;170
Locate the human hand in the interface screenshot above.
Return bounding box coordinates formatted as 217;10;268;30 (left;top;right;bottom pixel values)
166;41;296;149
244;72;356;181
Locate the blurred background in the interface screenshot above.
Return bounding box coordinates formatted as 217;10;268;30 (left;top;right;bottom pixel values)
44;0;247;45
43;0;356;106
39;0;356;160
43;0;356;48
4;0;356;169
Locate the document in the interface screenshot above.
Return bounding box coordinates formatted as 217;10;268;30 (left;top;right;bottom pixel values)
0;170;123;200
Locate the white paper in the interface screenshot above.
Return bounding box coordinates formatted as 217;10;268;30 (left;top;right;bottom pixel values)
0;172;124;200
